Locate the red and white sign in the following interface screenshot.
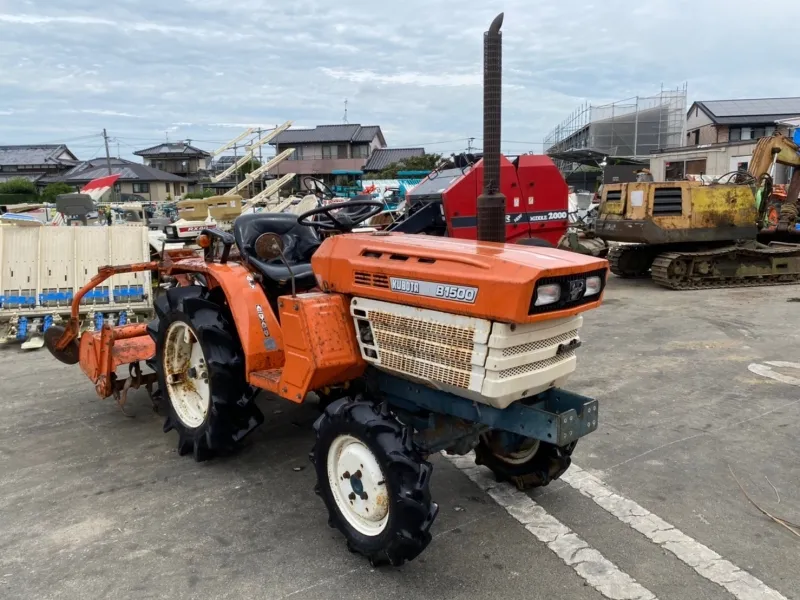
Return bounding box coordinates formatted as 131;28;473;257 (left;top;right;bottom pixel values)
80;174;121;201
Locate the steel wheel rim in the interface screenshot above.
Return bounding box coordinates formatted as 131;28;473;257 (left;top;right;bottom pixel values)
327;434;390;536
163;321;210;429
484;433;541;465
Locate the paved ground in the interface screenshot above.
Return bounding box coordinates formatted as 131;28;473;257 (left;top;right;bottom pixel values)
1;276;799;600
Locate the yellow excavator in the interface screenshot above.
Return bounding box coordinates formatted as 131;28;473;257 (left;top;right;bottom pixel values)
593;132;800;289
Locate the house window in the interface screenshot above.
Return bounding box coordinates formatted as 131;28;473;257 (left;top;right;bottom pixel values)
337;144;348;159
686;159;706;175
132;182;150;193
289;147;303;161
352;145;369;158
729;128;741;141
322;145;336;159
766;126;776;136
741;127;753;140
692;130;700;145
752;127;766;139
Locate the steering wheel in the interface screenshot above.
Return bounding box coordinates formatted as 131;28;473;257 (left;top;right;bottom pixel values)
297;198;384;232
302;176;336;200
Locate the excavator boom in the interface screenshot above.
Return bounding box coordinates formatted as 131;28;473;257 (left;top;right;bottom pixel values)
749;133;800;232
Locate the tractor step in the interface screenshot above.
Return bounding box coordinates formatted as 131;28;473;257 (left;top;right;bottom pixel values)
249;369;282;394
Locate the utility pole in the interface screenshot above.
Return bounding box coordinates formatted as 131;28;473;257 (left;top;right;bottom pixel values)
467;137;475;153
116;139;121;159
103;129;113;175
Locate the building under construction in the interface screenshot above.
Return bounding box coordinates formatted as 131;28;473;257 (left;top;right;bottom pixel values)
544;85;688;162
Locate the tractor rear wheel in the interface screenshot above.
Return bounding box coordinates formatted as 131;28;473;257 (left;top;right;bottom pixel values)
148;285;263;462
312;398;439;566
474;432;575;491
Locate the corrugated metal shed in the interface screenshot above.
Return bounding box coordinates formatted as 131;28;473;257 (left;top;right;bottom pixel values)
0;144;75;166
363;147;425;172
271;124;384;145
696;98;800;124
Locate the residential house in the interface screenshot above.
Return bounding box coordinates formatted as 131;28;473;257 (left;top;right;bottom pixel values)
363;147;425;173
650;97;800;181
133;142;211;192
43;157;188;202
269;124;387;181
0;144;79;185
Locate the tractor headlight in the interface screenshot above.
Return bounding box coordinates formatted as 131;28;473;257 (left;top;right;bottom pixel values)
534;283;561;306
584;275;602;297
165;225;176;237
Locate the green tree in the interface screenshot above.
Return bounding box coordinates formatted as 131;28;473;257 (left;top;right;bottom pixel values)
40;182;75;203
183;189;216;199
237;158;261;178
375;153;442;178
0;177;38;195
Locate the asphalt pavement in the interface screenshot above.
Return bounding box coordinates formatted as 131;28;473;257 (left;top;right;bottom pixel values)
1;276;799;600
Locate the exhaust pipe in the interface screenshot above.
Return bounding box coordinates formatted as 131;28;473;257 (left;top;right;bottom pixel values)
476;12;506;243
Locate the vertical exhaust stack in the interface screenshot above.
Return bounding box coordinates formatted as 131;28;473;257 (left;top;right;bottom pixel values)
476;12;506;243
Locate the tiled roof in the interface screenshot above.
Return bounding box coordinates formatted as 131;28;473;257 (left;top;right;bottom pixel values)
43;158;187;183
271;124;385;145
363;147;425;171
134;142;211;157
694;98;800;125
0;144;77;166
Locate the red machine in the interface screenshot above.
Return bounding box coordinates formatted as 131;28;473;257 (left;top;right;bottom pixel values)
390;154;569;246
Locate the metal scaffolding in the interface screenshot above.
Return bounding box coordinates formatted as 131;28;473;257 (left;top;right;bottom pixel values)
544;84;688;160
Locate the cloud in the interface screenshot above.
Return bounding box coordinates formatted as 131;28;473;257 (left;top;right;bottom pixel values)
78;109;142;118
1;0;799;159
321;68;480;88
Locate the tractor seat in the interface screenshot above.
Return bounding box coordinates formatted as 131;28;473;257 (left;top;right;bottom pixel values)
233;212;321;295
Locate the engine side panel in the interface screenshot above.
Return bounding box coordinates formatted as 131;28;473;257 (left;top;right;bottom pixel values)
597;182;759;244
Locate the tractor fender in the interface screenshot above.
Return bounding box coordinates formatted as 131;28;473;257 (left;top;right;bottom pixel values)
170;258;284;373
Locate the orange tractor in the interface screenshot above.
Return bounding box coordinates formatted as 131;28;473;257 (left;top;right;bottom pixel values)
44;13;608;566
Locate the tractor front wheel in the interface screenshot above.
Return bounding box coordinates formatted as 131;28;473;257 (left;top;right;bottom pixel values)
475;432;575;491
148;285;264;462
312;399;438;566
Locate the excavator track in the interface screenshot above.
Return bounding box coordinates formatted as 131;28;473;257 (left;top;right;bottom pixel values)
651;245;800;290
608;245;655;278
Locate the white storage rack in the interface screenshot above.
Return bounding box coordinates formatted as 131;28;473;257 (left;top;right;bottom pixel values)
0;225;153;346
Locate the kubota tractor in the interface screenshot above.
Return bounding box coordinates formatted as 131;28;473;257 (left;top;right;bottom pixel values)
43;13;608;566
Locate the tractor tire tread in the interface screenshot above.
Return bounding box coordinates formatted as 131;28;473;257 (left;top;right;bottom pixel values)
312;398;438;566
150;285;263;462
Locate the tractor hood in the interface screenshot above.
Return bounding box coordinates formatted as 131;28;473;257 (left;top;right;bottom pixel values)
311;232;609;324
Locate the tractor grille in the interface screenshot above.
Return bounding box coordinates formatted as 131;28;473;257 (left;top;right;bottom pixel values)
498;350;576;379
380;351;472;389
373;329;473;370
502;329;579;356
368;310;474;350
351;298;583;408
354;271;389;288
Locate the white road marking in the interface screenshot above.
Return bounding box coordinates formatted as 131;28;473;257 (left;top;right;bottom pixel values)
562;465;788;600
749;361;800;386
444;453;658;600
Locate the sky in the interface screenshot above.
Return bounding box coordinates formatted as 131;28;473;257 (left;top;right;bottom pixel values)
2;0;800;162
